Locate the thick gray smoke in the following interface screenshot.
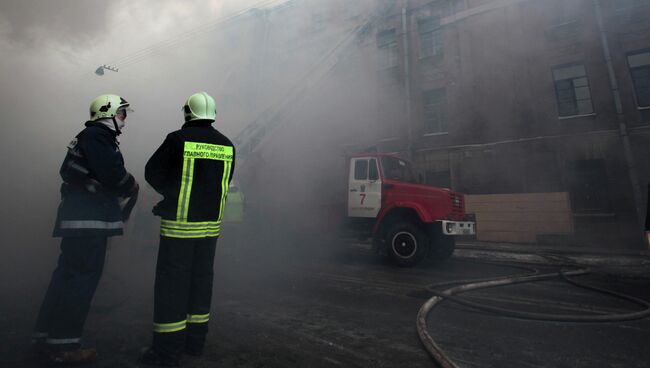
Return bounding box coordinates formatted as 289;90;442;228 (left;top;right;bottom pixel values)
2;4;645;363
0;1;114;47
0;0;387;313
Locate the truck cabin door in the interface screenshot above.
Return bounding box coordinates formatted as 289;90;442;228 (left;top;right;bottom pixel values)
348;157;382;218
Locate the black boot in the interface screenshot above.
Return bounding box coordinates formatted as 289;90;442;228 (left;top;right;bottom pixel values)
139;347;180;367
184;323;206;356
47;347;97;366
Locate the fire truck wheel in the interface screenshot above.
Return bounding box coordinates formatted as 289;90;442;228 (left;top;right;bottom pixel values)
386;222;428;267
430;234;455;261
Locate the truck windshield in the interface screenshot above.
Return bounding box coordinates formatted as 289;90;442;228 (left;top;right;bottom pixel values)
380;157;417;183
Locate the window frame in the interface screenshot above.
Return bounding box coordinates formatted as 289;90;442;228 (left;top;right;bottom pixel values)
422;88;448;134
627;49;650;109
369;159;379;181
354;159;369;181
552;63;595;118
376;28;399;70
418;17;443;59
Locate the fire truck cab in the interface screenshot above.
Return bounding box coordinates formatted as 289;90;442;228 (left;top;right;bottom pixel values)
345;153;475;267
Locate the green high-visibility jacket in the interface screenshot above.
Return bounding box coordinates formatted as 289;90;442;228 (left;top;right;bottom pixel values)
145;121;235;239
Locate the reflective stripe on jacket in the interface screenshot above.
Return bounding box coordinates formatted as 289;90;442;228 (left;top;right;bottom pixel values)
145;121;235;239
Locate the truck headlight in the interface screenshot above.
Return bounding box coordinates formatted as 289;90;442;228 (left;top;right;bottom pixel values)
446;222;455;233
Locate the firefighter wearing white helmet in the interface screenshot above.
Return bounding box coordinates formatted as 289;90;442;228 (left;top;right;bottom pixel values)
33;94;139;365
141;92;235;366
182;91;217;122
89;94;133;134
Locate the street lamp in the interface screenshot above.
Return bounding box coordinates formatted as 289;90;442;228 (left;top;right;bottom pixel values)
95;64;119;76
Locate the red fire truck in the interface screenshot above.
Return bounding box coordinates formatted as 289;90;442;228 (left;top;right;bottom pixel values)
340;152;475;267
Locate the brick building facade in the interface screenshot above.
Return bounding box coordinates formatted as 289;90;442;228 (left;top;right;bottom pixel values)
362;0;650;248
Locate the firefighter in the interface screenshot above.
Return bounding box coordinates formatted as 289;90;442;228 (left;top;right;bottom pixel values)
140;92;235;366
33;94;139;365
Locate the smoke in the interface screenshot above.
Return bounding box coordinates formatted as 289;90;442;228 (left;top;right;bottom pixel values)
2;3;645;363
0;0;260;48
0;0;114;47
0;0;389;305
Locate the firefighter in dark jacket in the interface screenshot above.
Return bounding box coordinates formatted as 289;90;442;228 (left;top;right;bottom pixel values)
33;94;139;365
140;92;235;366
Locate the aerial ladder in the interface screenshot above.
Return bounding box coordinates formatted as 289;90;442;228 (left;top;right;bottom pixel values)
233;15;375;159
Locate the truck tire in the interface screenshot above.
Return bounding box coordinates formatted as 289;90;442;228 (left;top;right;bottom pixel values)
429;234;455;261
385;222;428;267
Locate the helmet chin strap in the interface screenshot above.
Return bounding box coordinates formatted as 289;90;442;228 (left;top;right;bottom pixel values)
112;116;123;135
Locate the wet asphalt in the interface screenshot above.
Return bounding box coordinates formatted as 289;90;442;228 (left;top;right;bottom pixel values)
2;235;649;368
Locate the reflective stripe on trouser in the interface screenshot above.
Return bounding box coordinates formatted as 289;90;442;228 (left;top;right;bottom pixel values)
153;320;187;333
154;314;209;331
34;236;108;345
46;337;81;345
160;219;220;239
152;236;218;357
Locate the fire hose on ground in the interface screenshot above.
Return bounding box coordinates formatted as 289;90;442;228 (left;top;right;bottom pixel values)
416;265;650;368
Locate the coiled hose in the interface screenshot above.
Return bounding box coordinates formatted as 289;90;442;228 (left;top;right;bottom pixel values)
416;266;650;368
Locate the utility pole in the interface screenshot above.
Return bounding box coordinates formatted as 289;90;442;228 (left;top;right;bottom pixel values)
402;6;413;159
592;0;645;240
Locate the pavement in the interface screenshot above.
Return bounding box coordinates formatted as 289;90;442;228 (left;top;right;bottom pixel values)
2;236;649;368
456;240;650;280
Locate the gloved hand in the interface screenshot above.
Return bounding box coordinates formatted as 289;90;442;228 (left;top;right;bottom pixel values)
126;180;140;197
120;182;139;221
152;202;162;216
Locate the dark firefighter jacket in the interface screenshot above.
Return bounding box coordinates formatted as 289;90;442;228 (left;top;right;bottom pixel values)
145;121;235;239
53;121;138;238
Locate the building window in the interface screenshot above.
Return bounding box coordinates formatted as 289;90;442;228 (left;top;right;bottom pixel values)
552;64;594;117
418;18;443;58
628;50;650;108
376;29;398;69
422;88;447;134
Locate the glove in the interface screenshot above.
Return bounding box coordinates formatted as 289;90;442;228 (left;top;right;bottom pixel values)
119;183;139;221
152;202;162;216
126;180;139;197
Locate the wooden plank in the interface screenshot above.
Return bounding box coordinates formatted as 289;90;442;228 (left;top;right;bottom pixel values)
476;220;572;233
466;192;573;243
465;192;570;203
466;200;570;213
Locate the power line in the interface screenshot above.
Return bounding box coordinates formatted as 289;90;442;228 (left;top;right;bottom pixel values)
235;15;377;156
